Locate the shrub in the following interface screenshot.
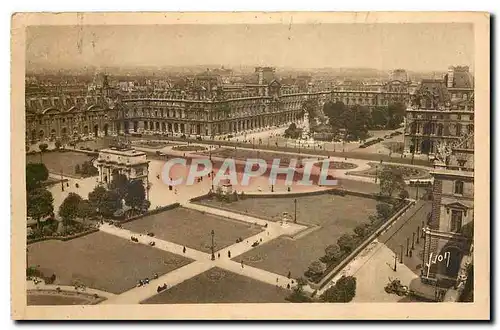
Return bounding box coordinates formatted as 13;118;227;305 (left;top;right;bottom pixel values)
320;276;357;302
286;290;312;303
42;226;54;236
39;143;49;152
376;203;393;220
26;266;43;278
320;244;343;264
399;189;410;200
45;274;57;285
353;224;367;238
304;261;326;282
337;234;357;254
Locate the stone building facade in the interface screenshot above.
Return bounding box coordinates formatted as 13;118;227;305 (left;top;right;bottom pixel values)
25;68;331;143
403;66;474;156
421;131;474;287
331;79;410;108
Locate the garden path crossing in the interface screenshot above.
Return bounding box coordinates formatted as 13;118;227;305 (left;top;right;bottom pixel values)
99;206;310;304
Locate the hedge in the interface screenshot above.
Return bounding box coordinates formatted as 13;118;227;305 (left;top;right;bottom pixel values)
27;228;99;245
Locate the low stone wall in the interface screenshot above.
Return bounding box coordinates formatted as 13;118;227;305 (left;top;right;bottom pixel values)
310;200;415;290
27;228;99;245
189;193;215;203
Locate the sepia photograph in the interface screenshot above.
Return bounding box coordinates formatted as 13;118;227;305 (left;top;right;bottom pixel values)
11;12;490;320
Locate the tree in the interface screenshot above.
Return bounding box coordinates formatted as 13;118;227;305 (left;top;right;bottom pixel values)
340;105;370;141
110;173;129;198
27;188;54;230
378;166;406;197
59;193;83;226
302;98;320;119
323;101;346;128
286;276;312;303
304;261;326;282
77;200;96;223
26;163;49;191
321;244;343;264
337;234;357;254
370;107;388;129
320;276;357;302
38;143;48;162
79;161;99;177
54;140;62;150
88;185;106;212
376;203;393;220
99;190;122;217
284;123;301;139
125;180;146;210
387;102;406;129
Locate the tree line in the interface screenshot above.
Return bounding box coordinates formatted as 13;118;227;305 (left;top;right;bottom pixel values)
322;101;406;141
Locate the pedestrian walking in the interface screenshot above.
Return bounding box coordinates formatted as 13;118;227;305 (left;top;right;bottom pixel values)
287;271;291;279
228;250;231;258
241;261;244;269
287;283;291;289
218;253;220;259
276;277;279;284
183;246;186;253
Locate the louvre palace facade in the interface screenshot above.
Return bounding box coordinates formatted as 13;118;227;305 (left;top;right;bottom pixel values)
25;68;332;144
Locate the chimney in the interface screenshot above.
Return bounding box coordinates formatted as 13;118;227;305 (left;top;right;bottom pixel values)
447;66;454;88
257;67;264;85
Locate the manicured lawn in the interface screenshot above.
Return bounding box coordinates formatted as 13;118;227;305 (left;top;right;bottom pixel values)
347;162;431;180
27;290;102;305
27;232;193;294
203;148;316;165
26;150;95;177
122;207;262;253
172;145;207;152
224;194;379;278
141;267;289;304
132;140;176;149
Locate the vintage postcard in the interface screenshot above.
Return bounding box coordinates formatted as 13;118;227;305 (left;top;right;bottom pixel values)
11;12;490;320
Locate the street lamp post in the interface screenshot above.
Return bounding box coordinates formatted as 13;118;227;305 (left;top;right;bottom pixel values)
393;254;397;272
400;245;404;263
294;199;297;223
411;232;415;250
416;226;420;244
60;169;64;192
415;180;420;200
211;170;214;191
211;230;215;261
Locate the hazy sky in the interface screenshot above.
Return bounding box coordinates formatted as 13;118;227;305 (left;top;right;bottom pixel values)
26;23;474;71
